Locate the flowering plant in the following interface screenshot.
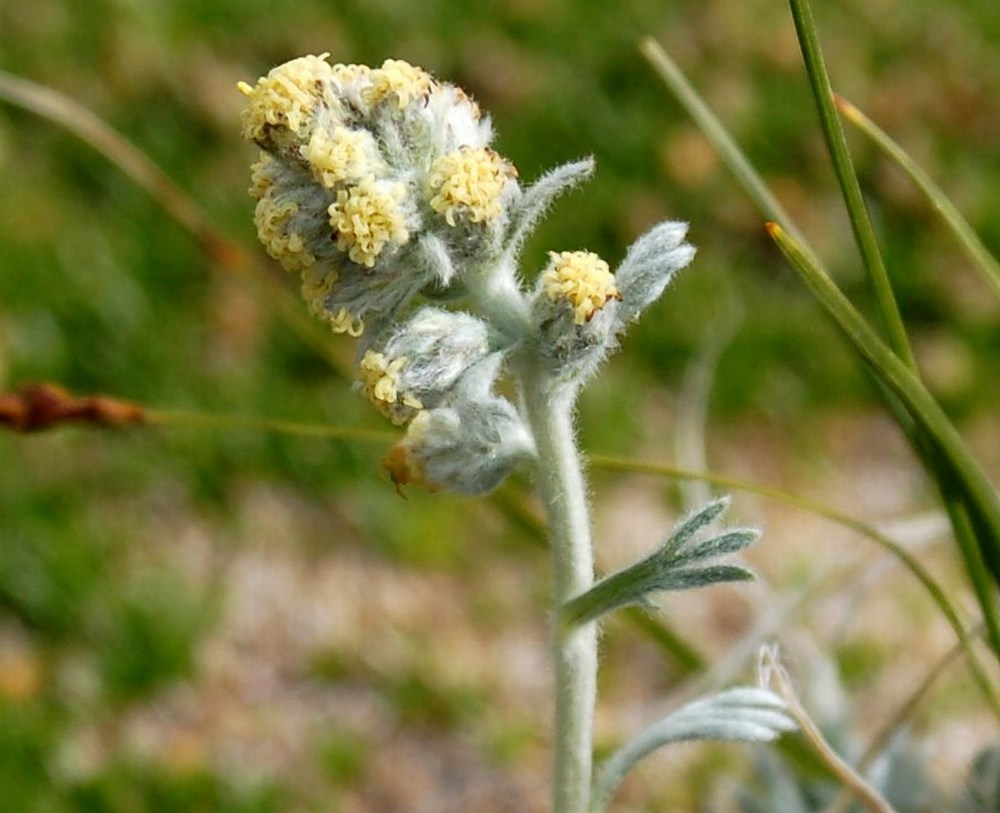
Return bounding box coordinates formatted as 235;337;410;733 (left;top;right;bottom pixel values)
239;55;793;811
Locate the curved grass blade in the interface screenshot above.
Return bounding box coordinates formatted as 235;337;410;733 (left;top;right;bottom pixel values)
643;33;1000;661
0;69;232;264
761;647;896;813
835;94;1000;301
639;38;807;249
767;223;1000;653
824;630;978;813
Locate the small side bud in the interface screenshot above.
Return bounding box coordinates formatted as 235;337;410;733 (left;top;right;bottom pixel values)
540;251;620;325
530;250;621;386
392;395;535;495
356;307;492;424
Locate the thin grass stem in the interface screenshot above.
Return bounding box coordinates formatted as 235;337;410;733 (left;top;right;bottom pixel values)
762;650;898;813
786;0;914;369
639;38;808;249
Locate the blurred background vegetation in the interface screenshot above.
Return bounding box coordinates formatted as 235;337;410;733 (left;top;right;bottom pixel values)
1;0;999;810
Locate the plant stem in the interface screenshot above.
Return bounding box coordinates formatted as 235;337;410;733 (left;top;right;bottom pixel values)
522;372;598;813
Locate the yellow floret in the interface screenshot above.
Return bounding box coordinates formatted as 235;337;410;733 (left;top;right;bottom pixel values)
542;251;620;325
426;147;514;227
362;59;432;109
300;271;364;336
253;191;315;273
239;54;333;143
326;308;364;336
358;350;423;423
331;63;372;87
328;178;410;267
301;126;374;188
248;152;276;199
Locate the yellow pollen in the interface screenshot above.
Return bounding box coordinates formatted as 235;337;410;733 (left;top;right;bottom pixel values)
300;273;364;336
359;351;423;422
542;251;619;325
253;191;315;273
301;126;374;188
327;308;364;336
426;147;513;227
239;54;332;143
332;63;372;86
329;178;410;267
248;152;276;199
362;59;432;109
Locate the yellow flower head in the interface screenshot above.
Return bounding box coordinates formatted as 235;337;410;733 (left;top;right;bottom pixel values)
358;350;423;423
328;178;411;267
541;251;620;325
253;191;314;273
238;54;333;143
426;147;515;227
362;59;433;110
301;126;377;188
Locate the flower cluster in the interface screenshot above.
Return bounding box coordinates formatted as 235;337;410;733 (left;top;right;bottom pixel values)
239;55;516;337
241;55;696;494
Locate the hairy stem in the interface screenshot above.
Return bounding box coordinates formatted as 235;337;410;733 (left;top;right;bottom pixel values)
522;372;598;813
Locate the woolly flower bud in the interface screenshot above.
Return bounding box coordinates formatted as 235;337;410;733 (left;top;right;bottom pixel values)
329;178;411;267
530;250;622;388
301;126;380;188
300;268;361;335
238;54;333;147
427;147;516;227
250;153;326;274
359;351;420;420
356;308;491;424
541;251;620;325
362;59;433;110
385;394;535;496
254;193;313;272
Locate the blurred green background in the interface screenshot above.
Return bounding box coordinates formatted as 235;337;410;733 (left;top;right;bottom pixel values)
2;1;999;810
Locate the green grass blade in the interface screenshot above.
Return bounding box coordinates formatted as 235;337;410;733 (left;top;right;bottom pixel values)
642;34;1000;665
787;0;914;370
767;223;1000;654
835;94;1000;301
